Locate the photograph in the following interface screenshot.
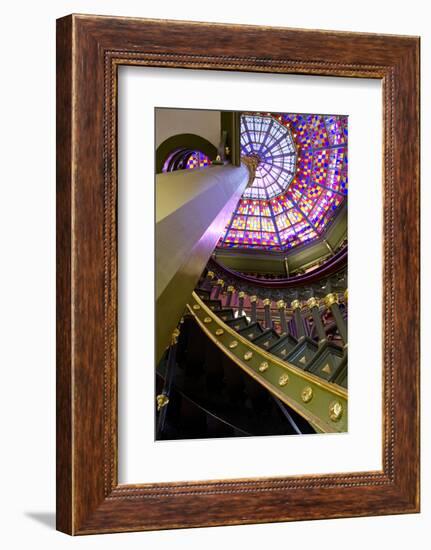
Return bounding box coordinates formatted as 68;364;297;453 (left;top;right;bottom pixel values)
0;1;423;545
54;12;421;526
155;108;348;440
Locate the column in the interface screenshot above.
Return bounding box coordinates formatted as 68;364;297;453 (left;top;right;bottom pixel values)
284;257;289;278
156;163;249;362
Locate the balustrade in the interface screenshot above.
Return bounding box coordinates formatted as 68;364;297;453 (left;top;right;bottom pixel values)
205;272;348;355
157;273;349;437
185;291;348;433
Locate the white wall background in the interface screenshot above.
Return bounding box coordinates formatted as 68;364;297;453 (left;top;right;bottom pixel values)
0;0;427;548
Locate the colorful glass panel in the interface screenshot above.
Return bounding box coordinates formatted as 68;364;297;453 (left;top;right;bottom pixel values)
219;113;347;251
241;115;296;200
185;151;211;170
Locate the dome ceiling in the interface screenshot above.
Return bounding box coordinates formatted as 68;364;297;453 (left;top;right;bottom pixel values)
218;112;348;252
241;115;297;200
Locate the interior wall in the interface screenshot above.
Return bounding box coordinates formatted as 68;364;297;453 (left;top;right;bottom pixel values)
155;108;221;149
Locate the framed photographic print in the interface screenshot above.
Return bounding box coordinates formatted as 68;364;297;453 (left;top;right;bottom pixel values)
56;14;420;534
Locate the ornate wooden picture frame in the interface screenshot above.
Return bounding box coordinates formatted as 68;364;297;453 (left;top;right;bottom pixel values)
56;14;420;534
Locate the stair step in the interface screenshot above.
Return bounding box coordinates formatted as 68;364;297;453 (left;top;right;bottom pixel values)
195;288;211;301
214;308;235;322
238;322;264;341
203;299;222;311
268;333;298;360
225;315;249;331
251;329;280;350
306;342;345;381
286;337;319;369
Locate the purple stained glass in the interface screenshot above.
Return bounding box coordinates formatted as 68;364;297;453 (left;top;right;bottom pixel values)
241;115;296;200
185;150;211;170
218;112;347;252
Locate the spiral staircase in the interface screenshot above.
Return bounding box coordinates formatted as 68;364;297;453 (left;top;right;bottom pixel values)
155;109;348;440
156;254;348;439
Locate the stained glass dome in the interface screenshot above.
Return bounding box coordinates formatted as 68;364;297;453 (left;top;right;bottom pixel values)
218;113;348;252
241;115;296;200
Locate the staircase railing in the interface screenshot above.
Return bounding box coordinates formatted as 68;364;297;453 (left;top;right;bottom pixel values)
187;291;348;433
